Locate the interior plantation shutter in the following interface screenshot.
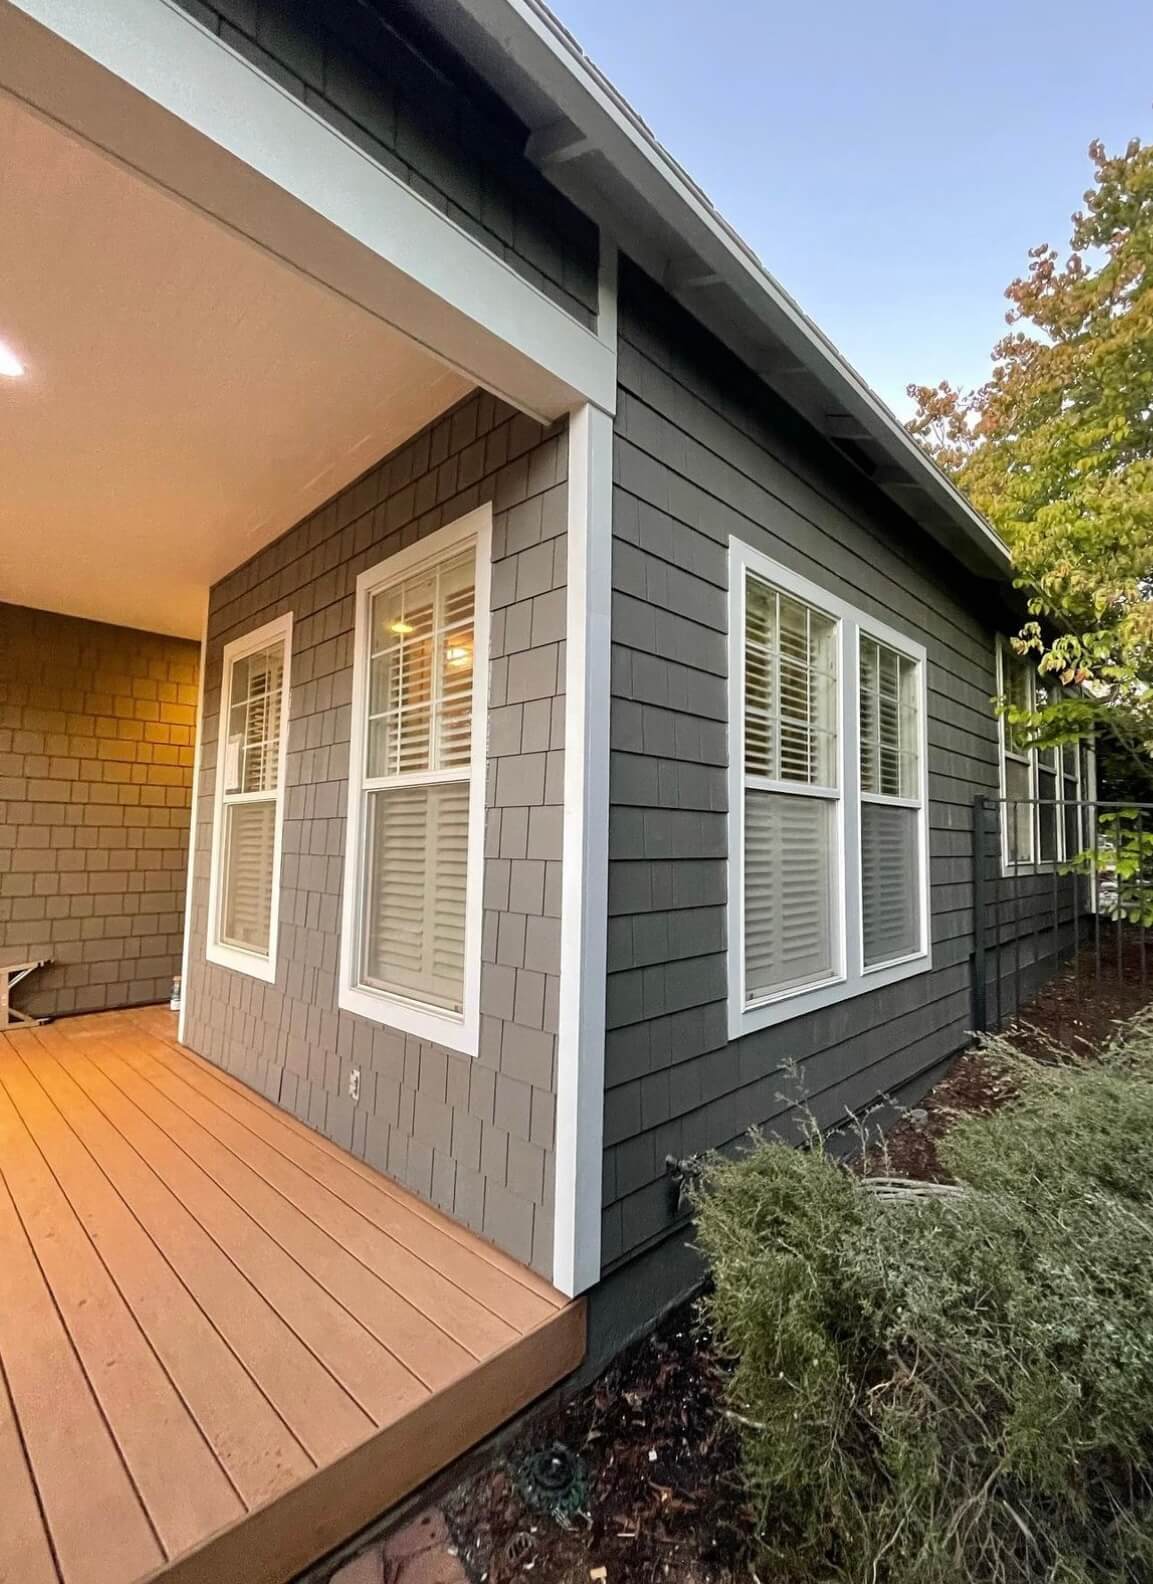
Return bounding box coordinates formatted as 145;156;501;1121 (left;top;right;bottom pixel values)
217;636;286;958
742;570;839;1002
860;802;919;966
221;801;277;953
859;636;922;967
358;547;476;1014
745;791;835;996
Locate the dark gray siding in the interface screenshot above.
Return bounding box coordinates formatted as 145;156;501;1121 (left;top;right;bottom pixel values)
169;0;599;326
603;258;1009;1269
184;392;568;1274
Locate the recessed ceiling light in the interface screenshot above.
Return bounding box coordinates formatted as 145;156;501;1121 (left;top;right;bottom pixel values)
0;341;25;378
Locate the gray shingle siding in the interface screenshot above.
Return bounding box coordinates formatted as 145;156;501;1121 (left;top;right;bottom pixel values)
183;391;567;1275
168;0;599;327
0;605;197;1018
602;258;1012;1269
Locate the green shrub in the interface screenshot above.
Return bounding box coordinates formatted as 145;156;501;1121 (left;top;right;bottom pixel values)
695;1013;1153;1584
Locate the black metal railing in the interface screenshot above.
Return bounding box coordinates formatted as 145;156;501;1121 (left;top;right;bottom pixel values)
971;795;1153;1032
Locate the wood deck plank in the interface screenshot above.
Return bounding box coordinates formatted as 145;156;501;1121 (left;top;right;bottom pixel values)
0;1069;243;1558
0;1011;583;1584
0;1133;164;1584
0;1341;61;1584
129;1010;563;1310
136;1029;560;1332
85;1039;471;1397
23;1030;371;1468
112;1036;522;1358
0;1041;310;1512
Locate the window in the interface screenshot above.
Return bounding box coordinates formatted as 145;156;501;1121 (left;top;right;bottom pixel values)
859;637;922;967
729;541;930;1037
206;613;292;983
339;506;491;1054
996;640;1087;869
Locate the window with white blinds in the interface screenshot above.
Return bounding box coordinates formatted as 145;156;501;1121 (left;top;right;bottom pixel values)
859;637;922;968
339;506;491;1055
996;639;1089;870
728;540;930;1038
743;575;839;1000
206;615;292;983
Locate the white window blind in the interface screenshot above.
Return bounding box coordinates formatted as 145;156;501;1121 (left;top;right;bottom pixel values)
859;637;922;968
208;620;291;982
742;573;839;1002
356;542;478;1017
728;540;931;1038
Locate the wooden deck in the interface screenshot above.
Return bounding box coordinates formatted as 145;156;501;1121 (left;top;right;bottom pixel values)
0;1008;583;1584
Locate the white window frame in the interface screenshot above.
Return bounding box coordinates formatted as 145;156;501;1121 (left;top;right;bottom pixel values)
727;541;931;1039
995;637;1087;873
338;505;492;1056
205;612;293;984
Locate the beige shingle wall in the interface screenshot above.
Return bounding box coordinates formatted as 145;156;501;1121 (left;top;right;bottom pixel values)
0;604;199;1016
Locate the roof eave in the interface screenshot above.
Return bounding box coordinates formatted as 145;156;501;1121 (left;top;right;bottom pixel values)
412;0;1014;581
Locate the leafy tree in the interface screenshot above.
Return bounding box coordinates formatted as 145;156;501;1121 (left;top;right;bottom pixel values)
907;134;1153;796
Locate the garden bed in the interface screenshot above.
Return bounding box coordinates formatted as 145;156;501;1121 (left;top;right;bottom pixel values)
443;951;1153;1584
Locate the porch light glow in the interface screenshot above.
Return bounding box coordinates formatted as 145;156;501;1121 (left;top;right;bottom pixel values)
389;619;414;636
0;341;25;378
445;643;471;668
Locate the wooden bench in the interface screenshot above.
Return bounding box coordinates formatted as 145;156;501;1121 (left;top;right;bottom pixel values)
0;959;50;1031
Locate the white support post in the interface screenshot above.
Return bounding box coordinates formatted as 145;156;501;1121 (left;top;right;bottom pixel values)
177;609;209;1046
552;399;613;1297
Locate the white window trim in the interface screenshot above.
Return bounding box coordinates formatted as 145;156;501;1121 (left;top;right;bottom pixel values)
338;505;492;1056
727;541;931;1040
995;637;1086;873
205;612;293;985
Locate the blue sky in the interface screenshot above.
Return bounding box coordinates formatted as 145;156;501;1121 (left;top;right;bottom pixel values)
552;0;1153;415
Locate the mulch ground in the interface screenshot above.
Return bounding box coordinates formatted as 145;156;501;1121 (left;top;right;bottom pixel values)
438;944;1153;1584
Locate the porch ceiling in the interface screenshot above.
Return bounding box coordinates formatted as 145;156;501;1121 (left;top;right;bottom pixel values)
0;94;470;639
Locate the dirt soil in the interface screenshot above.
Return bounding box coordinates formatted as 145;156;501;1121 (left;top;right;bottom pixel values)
442;946;1151;1584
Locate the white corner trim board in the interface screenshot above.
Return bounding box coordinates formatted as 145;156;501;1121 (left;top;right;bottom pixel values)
553;401;613;1297
0;0;616;424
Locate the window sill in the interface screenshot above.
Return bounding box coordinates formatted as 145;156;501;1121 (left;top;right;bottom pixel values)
730;948;932;1039
205;939;277;984
338;980;479;1056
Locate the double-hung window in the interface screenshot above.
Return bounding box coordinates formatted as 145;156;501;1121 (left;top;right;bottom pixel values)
729;541;930;1037
339;506;491;1054
996;639;1089;870
206;613;292;982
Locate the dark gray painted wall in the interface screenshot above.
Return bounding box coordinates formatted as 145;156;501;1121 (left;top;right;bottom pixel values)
168;0;599;326
602;258;1017;1270
183;391;568;1274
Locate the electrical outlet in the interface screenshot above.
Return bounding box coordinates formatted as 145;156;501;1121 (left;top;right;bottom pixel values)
348;1067;361;1103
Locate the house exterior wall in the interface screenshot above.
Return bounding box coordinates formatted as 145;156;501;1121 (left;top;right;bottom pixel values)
0;604;197;1018
168;0;599;328
601;259;1009;1271
183;392;568;1274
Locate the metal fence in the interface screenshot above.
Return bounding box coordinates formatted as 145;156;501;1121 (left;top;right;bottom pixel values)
972;795;1153;1032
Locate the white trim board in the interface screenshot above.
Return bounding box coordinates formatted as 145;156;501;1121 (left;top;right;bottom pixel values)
0;0;616;424
552;402;613;1298
337;505;492;1058
204;611;294;986
727;539;933;1040
177;607;208;1044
